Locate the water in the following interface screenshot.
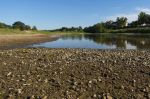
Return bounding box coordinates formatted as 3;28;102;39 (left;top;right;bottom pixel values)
30;33;150;49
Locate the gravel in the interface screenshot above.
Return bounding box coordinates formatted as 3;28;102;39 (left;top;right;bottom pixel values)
0;48;150;99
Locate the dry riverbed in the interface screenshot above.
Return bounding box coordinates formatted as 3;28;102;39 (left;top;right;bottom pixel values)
0;48;150;99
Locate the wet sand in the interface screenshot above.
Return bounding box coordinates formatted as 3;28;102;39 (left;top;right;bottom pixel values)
0;48;150;98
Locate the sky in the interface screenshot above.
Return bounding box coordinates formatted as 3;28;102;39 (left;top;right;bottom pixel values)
0;0;150;30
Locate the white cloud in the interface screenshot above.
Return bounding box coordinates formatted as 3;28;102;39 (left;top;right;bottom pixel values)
136;7;150;14
107;13;137;22
104;7;150;22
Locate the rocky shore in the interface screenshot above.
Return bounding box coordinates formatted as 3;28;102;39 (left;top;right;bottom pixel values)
0;48;150;99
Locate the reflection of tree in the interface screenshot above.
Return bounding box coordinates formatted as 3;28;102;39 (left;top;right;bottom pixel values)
84;34;127;49
126;35;150;49
59;33;150;49
83;34;150;49
61;34;83;40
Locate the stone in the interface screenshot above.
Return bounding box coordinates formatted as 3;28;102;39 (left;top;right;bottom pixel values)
92;79;98;84
89;80;92;84
43;96;48;99
106;93;113;99
98;77;102;82
93;94;97;98
121;85;125;89
44;79;48;83
17;89;22;94
7;72;12;76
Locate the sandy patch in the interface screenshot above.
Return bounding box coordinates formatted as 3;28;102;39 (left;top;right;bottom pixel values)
0;34;59;48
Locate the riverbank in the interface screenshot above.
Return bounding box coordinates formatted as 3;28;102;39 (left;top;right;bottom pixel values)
110;27;150;33
0;48;150;98
0;28;83;49
0;34;60;49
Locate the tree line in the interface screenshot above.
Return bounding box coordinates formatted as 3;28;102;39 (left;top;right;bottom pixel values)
84;12;150;33
1;11;150;33
50;11;150;33
0;21;37;31
50;26;83;32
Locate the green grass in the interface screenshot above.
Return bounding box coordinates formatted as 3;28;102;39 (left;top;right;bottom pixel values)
0;28;84;35
110;27;150;33
37;30;85;35
0;28;38;35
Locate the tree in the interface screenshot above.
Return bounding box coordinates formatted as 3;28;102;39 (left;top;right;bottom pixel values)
93;23;106;33
25;25;31;30
78;26;83;32
84;23;106;33
12;21;26;31
129;21;138;28
32;26;37;31
138;12;147;25
138;12;150;25
104;20;114;29
0;22;11;28
116;17;128;28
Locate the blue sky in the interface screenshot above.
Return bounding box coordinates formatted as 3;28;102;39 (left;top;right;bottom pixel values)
0;0;150;30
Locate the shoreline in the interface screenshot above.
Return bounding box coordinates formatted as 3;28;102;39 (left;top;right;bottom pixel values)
0;48;150;98
0;34;60;49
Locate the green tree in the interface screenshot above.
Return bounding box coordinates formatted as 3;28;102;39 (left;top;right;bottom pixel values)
138;12;147;25
32;26;37;31
0;22;11;28
138;12;150;25
116;17;128;28
84;23;106;33
129;21;138;27
78;26;83;32
104;20;114;29
25;25;31;30
12;21;26;31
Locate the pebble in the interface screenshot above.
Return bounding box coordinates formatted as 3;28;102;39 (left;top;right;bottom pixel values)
106;93;113;99
93;94;97;98
17;89;22;94
89;80;92;84
7;72;12;76
3;62;7;65
98;77;102;82
121;85;125;89
44;79;48;83
133;80;136;87
0;49;150;98
43;96;47;99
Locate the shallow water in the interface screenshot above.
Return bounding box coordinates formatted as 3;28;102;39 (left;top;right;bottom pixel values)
29;33;150;50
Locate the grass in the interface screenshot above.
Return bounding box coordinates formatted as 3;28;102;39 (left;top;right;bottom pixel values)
110;27;150;33
38;30;85;35
0;28;84;35
2;27;150;35
0;28;38;35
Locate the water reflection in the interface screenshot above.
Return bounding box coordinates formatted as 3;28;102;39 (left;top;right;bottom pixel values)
59;33;150;49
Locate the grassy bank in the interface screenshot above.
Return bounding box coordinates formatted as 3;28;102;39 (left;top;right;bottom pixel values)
1;27;150;36
0;28;38;35
0;29;62;48
0;28;84;35
110;27;150;33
